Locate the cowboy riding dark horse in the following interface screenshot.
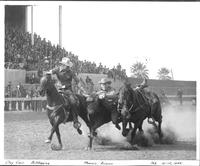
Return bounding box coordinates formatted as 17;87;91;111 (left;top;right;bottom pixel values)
117;78;163;145
48;57;86;134
39;72;90;150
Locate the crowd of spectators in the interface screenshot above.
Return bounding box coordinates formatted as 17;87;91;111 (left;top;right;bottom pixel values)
5;81;40;98
5;26;127;80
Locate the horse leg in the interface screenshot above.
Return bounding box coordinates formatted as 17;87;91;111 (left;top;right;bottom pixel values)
138;120;144;134
55;126;63;149
131;123;138;144
87;117;105;150
45;119;56;143
111;111;121;130
122;118;129;137
89;128;94;150
158;119;163;143
130;122;140;150
129;122;133;129
86;126;95;150
152;101;163;143
71;105;82;135
45;124;56;143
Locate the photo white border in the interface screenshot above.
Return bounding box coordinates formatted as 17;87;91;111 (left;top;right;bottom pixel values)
1;1;199;166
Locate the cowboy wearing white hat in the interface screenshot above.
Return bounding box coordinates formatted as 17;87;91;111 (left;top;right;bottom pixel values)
59;57;73;67
48;57;84;135
96;78;121;130
97;78;117;100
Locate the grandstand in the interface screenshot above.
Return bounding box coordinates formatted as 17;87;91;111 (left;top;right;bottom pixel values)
4;5;196;111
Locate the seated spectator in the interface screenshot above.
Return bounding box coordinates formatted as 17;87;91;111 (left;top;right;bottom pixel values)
5;26;127;80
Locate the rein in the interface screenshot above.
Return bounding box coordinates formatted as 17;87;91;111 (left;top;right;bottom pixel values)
46;104;64;114
128;104;134;112
117;103;134;112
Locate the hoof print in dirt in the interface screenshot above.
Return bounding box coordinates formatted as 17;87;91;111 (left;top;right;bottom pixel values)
51;144;62;151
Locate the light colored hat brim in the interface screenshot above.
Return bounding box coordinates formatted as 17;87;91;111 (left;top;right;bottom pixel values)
98;80;112;84
59;61;73;67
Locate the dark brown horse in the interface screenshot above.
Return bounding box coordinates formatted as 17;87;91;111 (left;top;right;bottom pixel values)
86;94;122;149
118;82;163;146
39;74;90;150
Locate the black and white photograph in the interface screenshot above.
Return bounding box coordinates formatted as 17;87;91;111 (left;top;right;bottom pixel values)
1;1;200;165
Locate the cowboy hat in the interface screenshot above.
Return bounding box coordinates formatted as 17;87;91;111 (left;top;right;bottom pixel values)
59;57;73;67
98;78;112;84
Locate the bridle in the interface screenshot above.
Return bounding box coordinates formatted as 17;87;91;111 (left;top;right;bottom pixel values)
117;88;134;113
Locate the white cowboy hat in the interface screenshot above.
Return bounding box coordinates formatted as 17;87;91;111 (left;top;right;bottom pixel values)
98;78;112;84
59;57;73;67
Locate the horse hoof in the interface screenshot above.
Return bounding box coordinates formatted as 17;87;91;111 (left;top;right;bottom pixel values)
122;129;129;137
77;128;82;135
51;144;62;151
116;125;121;130
122;132;128;137
45;139;51;143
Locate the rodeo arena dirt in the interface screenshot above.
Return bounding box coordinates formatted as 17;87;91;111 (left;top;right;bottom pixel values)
4;78;197;164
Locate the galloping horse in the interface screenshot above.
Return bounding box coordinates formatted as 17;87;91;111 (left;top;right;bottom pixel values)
118;82;163;146
86;94;121;149
39;74;90;150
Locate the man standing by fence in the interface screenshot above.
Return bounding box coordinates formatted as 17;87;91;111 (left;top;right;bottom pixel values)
177;88;183;105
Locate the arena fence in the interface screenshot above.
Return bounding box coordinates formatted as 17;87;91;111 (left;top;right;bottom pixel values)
4;95;196;111
4;97;46;112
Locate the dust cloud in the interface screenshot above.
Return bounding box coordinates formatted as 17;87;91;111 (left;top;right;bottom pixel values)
91;102;196;147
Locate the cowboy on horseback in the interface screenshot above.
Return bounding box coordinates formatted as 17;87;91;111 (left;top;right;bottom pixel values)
96;78;122;130
118;78;149;119
48;57;85;132
96;78;118;100
134;78;156;123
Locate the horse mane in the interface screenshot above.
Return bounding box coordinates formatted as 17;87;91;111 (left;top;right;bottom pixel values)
119;82;145;110
41;75;64;105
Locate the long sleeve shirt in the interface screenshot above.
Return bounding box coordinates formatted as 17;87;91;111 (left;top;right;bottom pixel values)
96;87;117;99
51;66;79;90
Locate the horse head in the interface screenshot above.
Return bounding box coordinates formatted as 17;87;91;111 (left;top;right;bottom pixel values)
39;74;55;96
118;82;135;116
86;93;101;114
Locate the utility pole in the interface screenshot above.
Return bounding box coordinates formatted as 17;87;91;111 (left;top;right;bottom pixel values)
59;5;62;48
31;5;34;46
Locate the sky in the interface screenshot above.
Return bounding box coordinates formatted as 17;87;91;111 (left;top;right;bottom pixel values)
26;2;200;81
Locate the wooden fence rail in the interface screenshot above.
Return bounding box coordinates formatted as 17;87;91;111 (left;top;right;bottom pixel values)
4;95;196;111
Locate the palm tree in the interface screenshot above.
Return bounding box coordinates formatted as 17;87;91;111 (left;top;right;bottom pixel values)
157;67;172;80
130;62;149;79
